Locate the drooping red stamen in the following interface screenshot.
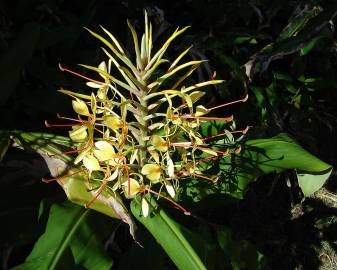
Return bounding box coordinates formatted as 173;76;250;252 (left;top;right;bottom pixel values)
202;126;250;141
42;169;83;183
61;144;91;155
85;180;108;208
172;115;234;122
176;170;217;182
207;94;248;111
59;63;105;85
45;120;82;127
143;187;191;215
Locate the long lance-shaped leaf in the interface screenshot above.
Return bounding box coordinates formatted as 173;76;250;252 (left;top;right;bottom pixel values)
10;130;75;148
85;28;138;76
169;45;193;70
79;64;140;96
102;47;138;89
99;25;125;53
145;26;190;71
148;60;206;90
11;202;114;270
182;80;225;93
12;131;73;164
127;20;143;70
131;197;207;270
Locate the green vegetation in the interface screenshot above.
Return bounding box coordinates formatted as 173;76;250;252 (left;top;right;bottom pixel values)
0;1;336;269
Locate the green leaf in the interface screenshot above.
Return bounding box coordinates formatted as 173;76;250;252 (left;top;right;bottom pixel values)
9;131;136;237
131;197;207;270
223;133;332;195
297;168;333;196
12;202;113;270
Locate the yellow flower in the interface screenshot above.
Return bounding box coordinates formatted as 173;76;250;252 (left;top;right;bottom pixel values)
141;164;162;182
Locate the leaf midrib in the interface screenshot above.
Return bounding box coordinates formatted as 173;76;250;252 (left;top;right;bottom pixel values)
49;208;90;270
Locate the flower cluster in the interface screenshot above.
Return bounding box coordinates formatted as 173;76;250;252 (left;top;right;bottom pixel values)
46;12;248;216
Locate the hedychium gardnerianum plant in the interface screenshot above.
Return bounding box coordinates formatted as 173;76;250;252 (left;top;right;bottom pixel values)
44;11;248;217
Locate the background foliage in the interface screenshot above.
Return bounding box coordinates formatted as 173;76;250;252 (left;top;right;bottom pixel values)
0;0;336;269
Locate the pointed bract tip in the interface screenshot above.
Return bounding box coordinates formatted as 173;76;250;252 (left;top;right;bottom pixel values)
45;120;50;127
243;93;249;102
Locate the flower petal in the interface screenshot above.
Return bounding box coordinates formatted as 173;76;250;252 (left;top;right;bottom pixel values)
122;178;141;198
69;126;87;142
167;154;174;177
164;180;175;198
141;197;149;217
141;164;162;182
103;115;122;129
72;98;90;116
93;140;115;161
151;135;168;152
83;155;101;172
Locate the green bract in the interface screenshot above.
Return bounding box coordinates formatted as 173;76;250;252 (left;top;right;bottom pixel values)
56;12;245;216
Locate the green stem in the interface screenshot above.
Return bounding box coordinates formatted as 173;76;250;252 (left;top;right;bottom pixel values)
138;90;148;166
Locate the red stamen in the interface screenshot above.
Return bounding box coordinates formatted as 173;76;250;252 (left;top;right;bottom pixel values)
85;180;108;208
42;170;82;183
202;126;250;140
143;187;191;215
172;115;233;122
176;170;217;182
59;63;105;85
208;94;248;111
62;144;90;155
45;120;82;127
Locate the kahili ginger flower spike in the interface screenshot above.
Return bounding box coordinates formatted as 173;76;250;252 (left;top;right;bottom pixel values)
44;11;248;217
